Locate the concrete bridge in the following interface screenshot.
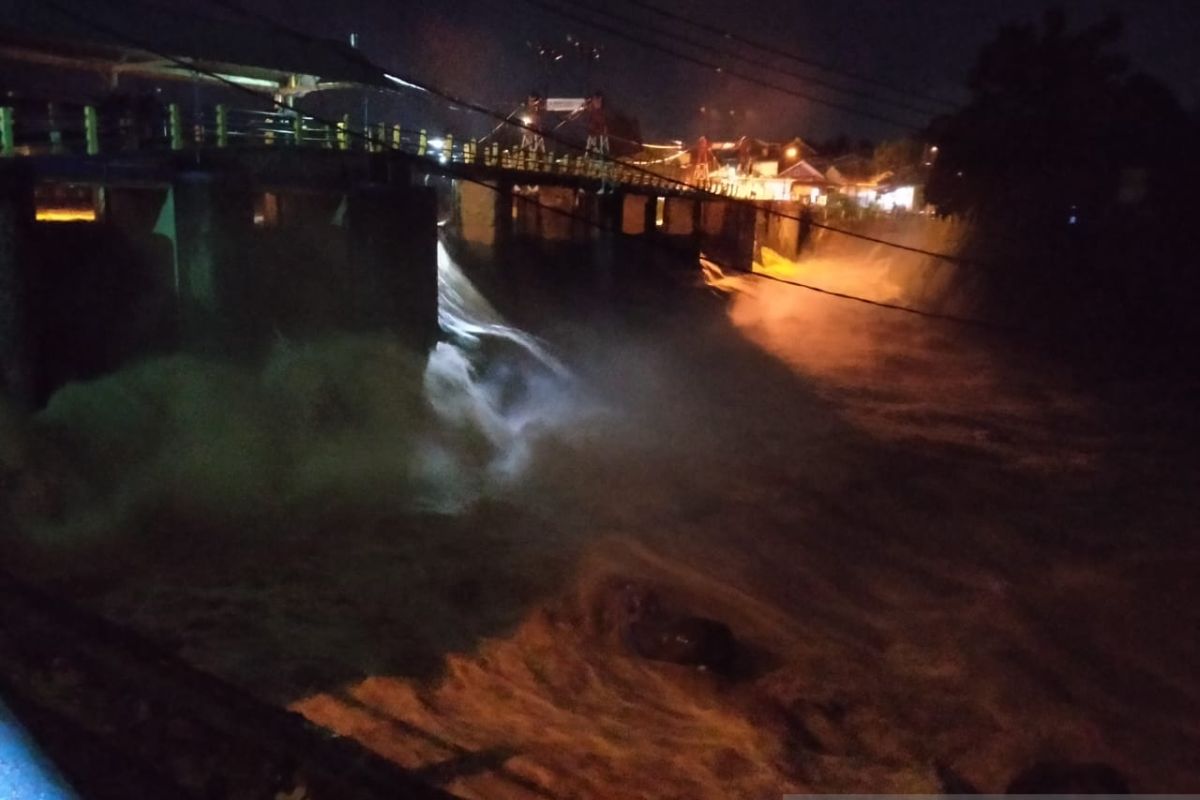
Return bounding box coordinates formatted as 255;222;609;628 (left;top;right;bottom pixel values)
0;0;766;404
0;94;757;407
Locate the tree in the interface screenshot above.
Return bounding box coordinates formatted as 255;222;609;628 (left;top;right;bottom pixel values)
924;10;1189;226
921;9;1200;358
872;138;925;176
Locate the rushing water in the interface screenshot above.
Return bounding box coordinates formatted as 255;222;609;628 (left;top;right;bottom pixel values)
424;242;588;492
7;233;1199;798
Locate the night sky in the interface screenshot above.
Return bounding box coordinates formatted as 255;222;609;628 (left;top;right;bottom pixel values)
156;0;1200;143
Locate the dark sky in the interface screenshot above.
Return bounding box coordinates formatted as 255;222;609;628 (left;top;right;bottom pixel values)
243;0;1199;143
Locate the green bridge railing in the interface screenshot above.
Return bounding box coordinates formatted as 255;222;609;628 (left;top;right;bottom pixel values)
0;100;729;195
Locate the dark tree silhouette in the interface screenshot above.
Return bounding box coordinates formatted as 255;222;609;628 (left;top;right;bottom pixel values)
920;10;1200;365
925;10;1191;227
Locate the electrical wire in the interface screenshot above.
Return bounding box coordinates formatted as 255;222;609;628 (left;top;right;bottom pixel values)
552;0;949;119
42;0;1009;331
516;0;927;132
479;104;526;142
624;0;961;111
45;0;986;276
212;0;993;267
221;0;992;267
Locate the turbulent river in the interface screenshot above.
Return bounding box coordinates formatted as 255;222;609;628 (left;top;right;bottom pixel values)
6;237;1199;796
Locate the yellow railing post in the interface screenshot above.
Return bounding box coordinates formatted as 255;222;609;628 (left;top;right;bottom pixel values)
392;123;402;150
418;129;427;156
490;142;498;167
337;114;349;150
292;114;303;146
444;133;453;162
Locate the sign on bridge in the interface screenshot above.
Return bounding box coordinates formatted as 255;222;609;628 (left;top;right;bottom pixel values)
546;98;585;113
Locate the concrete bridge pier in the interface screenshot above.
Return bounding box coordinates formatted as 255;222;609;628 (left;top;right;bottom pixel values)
346;183;439;352
454;179;513;255
534;187;577;243
170;171;257;353
0;164;35;407
651;196;701;274
163;175;438;355
590;191;625;294
758;200;804;260
699;199;757;274
662;197;697;240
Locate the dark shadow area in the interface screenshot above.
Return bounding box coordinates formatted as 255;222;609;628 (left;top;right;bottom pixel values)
30;220;177;405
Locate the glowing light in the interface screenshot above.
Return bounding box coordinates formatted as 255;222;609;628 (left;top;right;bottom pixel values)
877;185;915;212
785;146;798;159
427;138;445;151
36;207;96;222
384;73;429;93
931;145;939;153
519;115;533;125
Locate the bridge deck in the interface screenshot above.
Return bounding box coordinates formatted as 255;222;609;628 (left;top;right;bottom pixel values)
1;101;713;196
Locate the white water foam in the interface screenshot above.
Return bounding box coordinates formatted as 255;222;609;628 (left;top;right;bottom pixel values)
423;242;587;489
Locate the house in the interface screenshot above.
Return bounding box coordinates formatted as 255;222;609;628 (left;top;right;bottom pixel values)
824;154;884;206
873;165;925;212
777;158;829;202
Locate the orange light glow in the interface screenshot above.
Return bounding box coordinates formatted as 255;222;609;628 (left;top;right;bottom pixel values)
36;207;96;222
785;146;799;159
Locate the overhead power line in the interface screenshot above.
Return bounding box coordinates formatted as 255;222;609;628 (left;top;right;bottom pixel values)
557;0;948;120
221;0;988;266
63;0;983;268
516;0;924;132
625;0;961;111
208;0;985;267
40;0;1004;332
